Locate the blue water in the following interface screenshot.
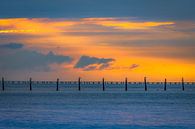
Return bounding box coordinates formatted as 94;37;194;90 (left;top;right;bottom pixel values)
0;84;195;129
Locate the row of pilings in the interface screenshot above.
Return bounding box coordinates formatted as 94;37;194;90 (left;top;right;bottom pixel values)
1;77;186;91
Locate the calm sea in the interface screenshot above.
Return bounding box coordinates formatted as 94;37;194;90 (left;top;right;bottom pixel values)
0;84;195;129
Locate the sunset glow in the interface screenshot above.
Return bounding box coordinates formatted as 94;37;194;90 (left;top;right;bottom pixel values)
0;18;195;81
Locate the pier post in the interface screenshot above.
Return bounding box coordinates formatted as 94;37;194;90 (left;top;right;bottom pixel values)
125;77;128;91
182;77;184;91
164;78;167;91
56;78;59;91
144;77;147;91
2;77;4;91
29;78;32;91
78;77;81;91
102;78;105;91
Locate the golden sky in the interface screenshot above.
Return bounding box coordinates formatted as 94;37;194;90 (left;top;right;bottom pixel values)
0;18;195;81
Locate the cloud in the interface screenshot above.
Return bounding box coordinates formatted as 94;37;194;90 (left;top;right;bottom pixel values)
0;18;78;35
83;18;174;30
0;50;72;71
129;64;139;69
0;0;194;20
1;18;194;63
0;18;174;35
0;43;24;49
74;55;115;71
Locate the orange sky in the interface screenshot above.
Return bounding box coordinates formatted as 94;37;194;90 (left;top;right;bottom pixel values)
0;18;195;81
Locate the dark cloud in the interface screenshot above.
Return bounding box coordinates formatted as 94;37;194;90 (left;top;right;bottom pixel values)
0;50;72;71
0;0;194;20
0;43;24;49
129;64;139;69
74;55;115;71
83;66;97;71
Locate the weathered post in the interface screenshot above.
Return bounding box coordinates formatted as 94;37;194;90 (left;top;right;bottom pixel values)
125;77;128;91
78;77;81;91
164;78;167;91
56;78;59;91
2;77;4;91
144;77;147;91
29;77;32;91
102;78;105;91
182;77;184;91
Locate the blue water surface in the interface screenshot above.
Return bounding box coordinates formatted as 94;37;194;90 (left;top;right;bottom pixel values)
0;84;195;129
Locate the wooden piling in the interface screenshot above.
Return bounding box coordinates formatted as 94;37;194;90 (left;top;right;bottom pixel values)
56;78;59;91
182;77;184;91
102;78;105;91
2;77;4;91
29;78;32;91
164;78;167;91
144;77;147;91
78;77;81;91
125;77;128;91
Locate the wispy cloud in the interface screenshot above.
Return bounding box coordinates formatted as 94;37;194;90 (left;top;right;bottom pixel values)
0;18;77;34
0;18;175;35
82;18;174;30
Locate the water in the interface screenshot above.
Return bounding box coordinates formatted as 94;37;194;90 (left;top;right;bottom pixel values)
0;84;195;129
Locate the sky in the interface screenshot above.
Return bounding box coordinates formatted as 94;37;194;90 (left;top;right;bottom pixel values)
0;0;195;81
